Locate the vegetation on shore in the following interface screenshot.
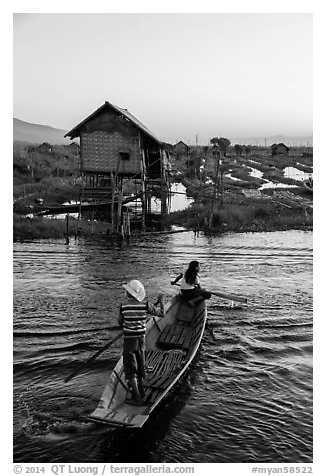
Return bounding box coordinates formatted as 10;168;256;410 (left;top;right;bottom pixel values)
165;142;313;234
13;214;112;241
13;141;313;241
164;198;312;234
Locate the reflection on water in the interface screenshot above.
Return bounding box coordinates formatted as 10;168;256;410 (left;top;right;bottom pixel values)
150;182;193;213
284;166;312;182
249;167;263;179
248;166;313;190
259;181;298;190
170;182;194;211
13;230;313;463
225;174;242;181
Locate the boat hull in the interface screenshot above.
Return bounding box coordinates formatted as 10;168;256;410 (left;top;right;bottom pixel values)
89;295;207;428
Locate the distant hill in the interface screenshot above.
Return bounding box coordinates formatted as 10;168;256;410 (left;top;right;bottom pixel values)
230;135;313;147
13;118;73;145
14;117;312;148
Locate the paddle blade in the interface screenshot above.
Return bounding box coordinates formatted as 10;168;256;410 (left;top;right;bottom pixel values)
64;332;123;383
210;291;247;303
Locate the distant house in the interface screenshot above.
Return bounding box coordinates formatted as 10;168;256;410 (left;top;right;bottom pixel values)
271;143;290;156
174;140;190;156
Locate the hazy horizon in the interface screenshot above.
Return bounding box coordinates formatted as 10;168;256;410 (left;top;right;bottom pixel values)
13;13;312;144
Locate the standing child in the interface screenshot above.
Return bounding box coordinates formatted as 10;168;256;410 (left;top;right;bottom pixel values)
171;260;211;305
118;279;164;405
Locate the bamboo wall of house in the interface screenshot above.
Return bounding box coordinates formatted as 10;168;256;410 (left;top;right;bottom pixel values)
80;109;142;175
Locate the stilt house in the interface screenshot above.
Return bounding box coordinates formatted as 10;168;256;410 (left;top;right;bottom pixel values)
271;143;290;156
174;140;190;157
65;101;170;231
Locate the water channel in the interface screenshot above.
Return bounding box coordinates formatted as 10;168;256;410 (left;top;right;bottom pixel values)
13;229;313;463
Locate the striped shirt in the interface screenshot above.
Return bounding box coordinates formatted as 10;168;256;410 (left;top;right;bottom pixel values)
119;300;164;338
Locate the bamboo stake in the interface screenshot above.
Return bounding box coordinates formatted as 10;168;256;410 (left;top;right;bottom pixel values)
65;214;69;244
111;172;115;233
117;180;123;233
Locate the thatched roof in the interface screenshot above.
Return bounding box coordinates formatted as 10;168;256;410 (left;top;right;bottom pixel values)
65;101;161;144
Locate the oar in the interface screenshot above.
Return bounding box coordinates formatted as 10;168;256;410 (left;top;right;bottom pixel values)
64;332;123;383
209;290;247;303
172;283;247;304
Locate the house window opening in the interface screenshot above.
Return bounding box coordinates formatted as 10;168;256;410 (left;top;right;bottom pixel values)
120;151;131;161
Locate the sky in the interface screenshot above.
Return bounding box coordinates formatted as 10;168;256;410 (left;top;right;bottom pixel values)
13;12;313;144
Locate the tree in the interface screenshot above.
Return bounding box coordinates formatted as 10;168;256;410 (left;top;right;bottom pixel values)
234;144;243;157
210;137;231;156
245;145;251;157
217;137;231;156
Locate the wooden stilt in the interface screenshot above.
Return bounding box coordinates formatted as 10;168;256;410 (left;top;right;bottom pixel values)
146;180;151;227
209;151;220;228
65;214;70;244
140;146;147;232
110;172;116;233
117;179;123;233
126;209;130;236
160;147;168;230
141;176;146;232
91;209;95;235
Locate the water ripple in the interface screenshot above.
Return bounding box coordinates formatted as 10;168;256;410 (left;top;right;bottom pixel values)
13;230;313;463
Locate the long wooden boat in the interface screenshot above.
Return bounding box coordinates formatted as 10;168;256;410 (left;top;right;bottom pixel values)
88;295;207;428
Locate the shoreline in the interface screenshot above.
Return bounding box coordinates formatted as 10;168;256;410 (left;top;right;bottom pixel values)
13;217;313;243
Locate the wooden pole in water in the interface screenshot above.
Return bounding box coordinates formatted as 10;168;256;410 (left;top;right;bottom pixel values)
146;180;151;218
160;147;168;231
76;172;84;239
117;179;123;234
126;208;130;242
91;209;95;235
141;176;146;232
220;164;224;206
140;148;146;232
110;172;116;233
65;214;69;244
209;151;220;228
